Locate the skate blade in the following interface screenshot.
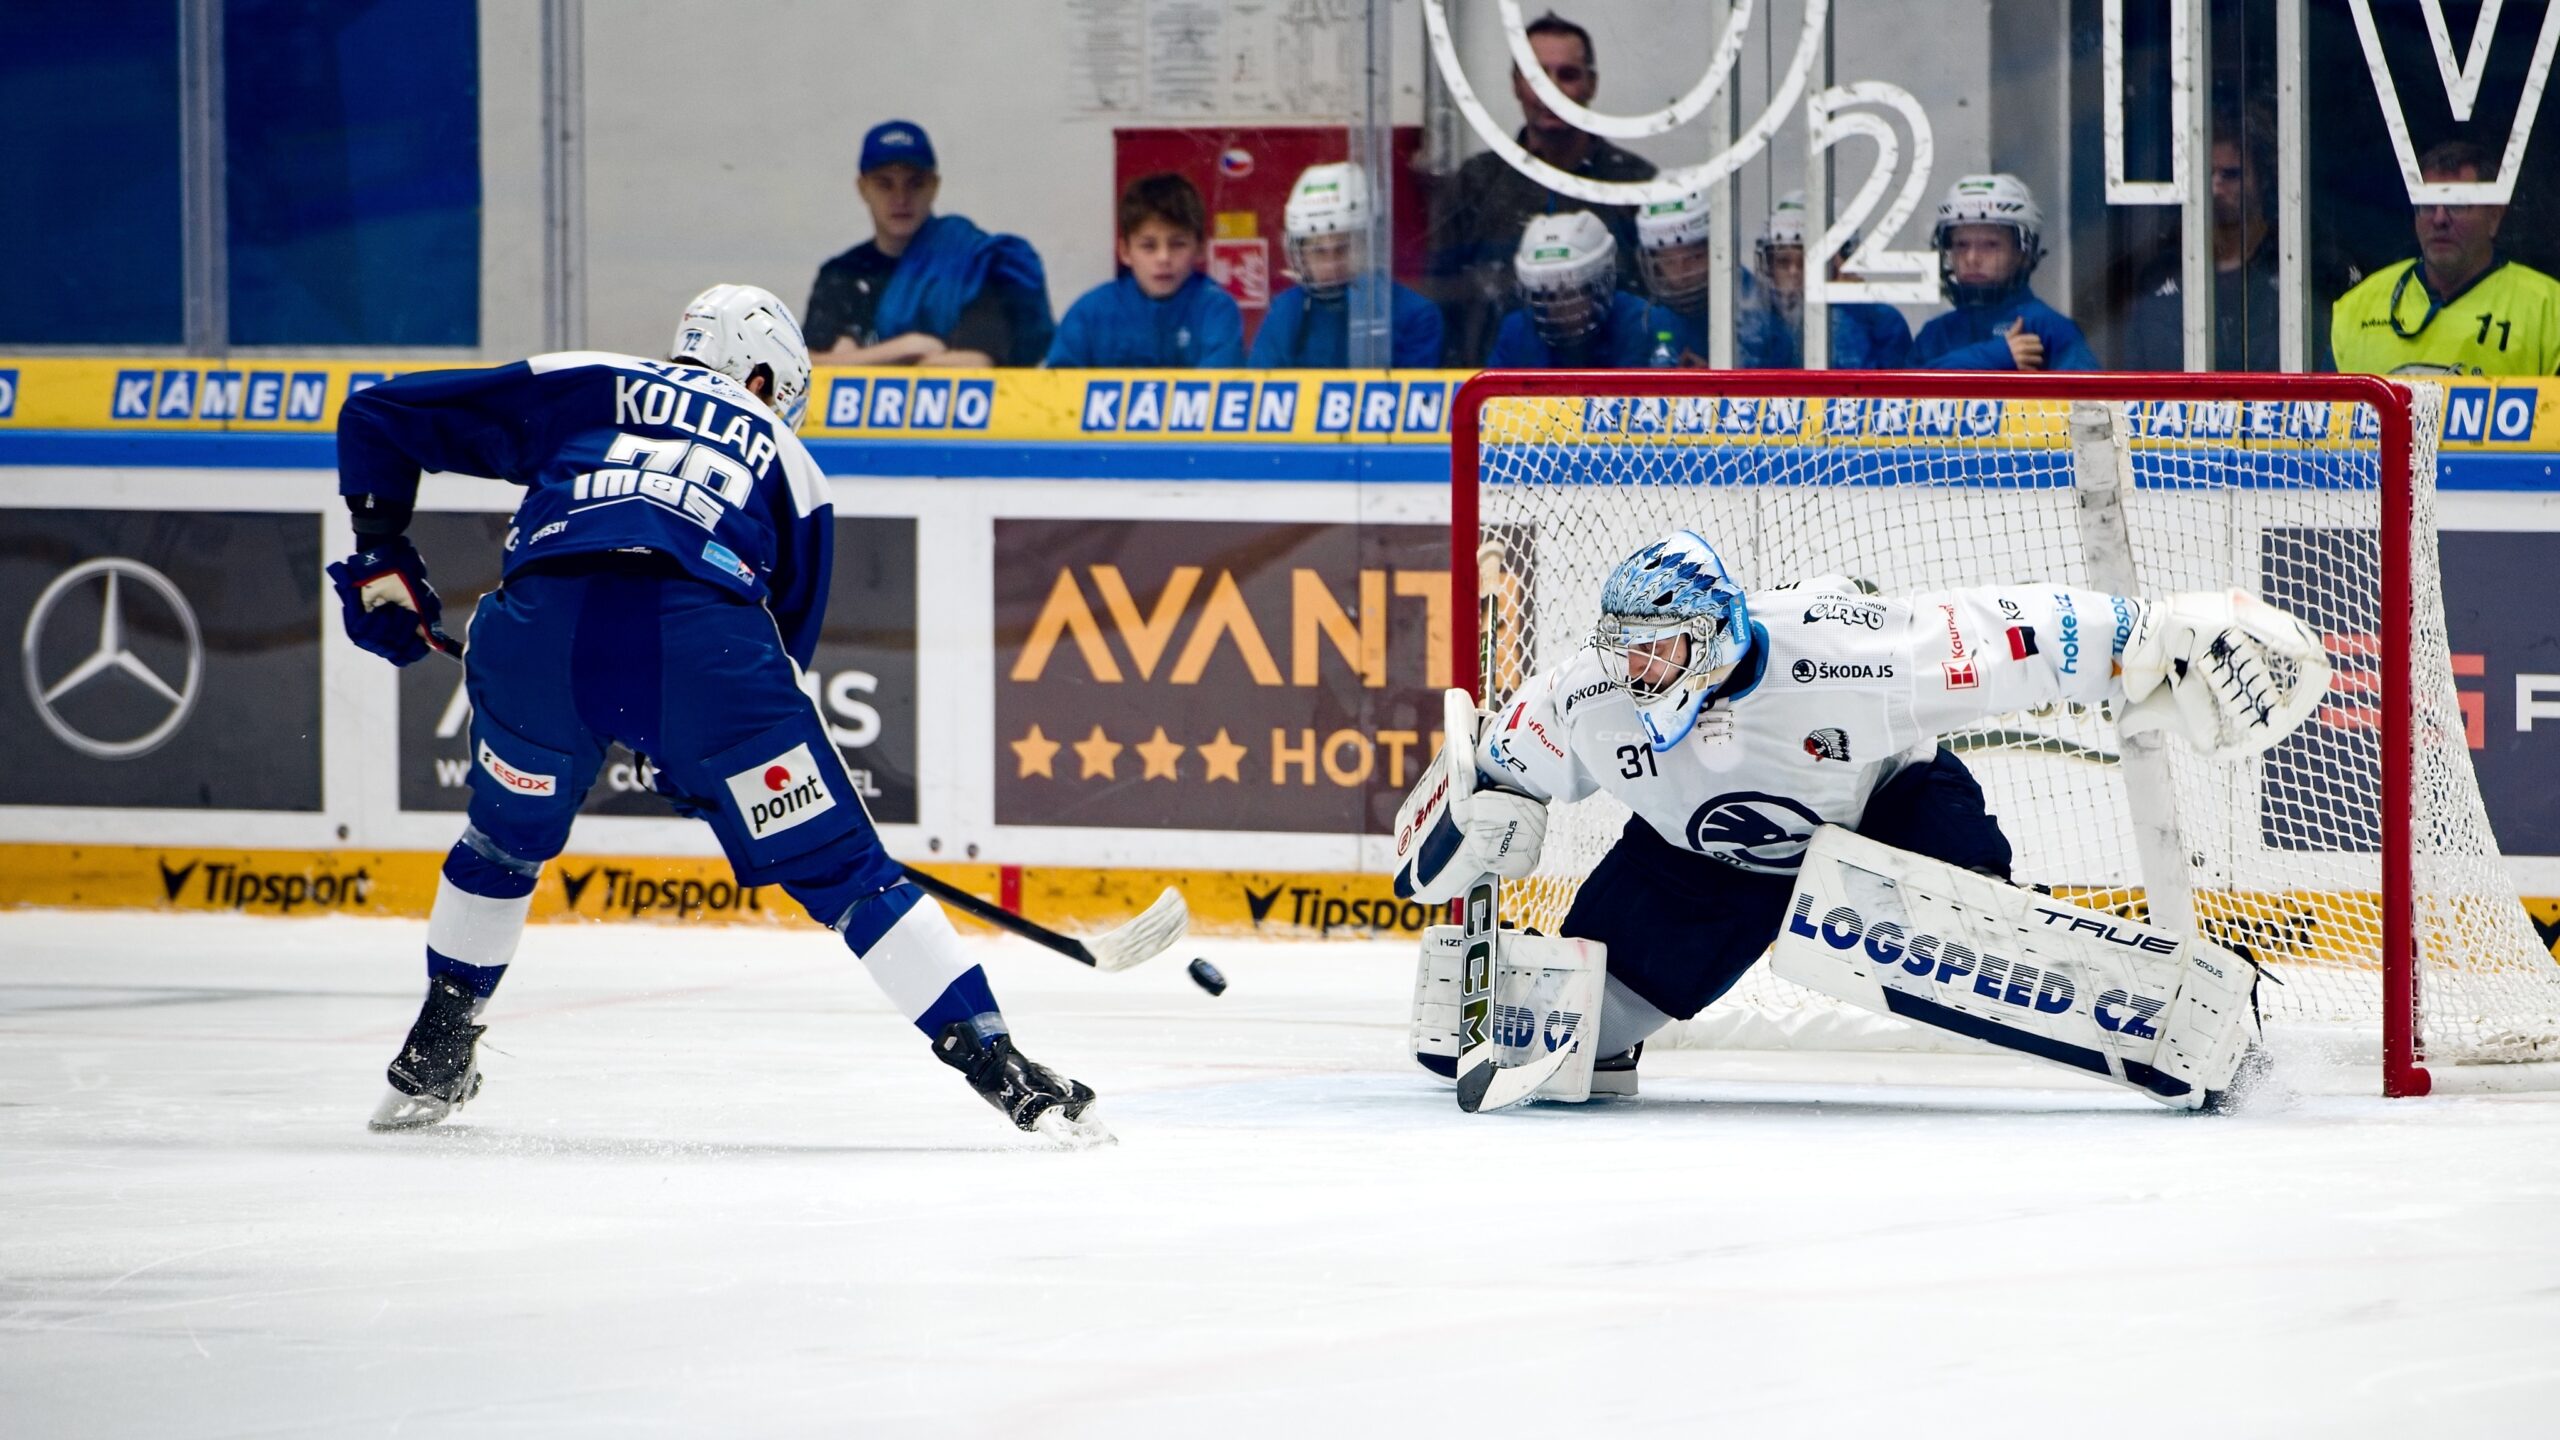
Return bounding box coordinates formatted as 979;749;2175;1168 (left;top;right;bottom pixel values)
1031;1106;1117;1150
368;1086;456;1131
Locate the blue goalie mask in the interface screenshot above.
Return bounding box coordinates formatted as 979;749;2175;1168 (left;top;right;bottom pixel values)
1592;530;1752;751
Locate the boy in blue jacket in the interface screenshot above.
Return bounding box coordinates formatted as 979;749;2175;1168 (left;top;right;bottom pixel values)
1911;174;2097;371
1048;173;1244;368
1250;162;1442;368
1487;210;1679;369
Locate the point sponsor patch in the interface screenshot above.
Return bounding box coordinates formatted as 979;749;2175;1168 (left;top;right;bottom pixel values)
725;742;836;839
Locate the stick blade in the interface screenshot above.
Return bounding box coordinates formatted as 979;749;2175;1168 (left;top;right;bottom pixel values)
1456;1043;1578;1115
1082;887;1190;972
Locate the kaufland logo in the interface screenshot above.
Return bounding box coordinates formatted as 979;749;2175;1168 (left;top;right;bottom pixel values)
109;368;393;423
2441;386;2540;445
1078;379;1447;435
823;376;995;430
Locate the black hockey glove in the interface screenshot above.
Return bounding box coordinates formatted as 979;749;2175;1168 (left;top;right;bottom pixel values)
327;536;454;666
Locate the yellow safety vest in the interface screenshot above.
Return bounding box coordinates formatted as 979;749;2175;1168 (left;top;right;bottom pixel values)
2330;257;2560;377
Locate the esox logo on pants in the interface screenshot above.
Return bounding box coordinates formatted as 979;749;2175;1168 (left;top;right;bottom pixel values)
725;743;837;839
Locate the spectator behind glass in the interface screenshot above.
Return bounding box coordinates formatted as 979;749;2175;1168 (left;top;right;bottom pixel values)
1911;174;2097;371
1250;163;1443;369
2123;108;2280;371
1424;11;1657;365
1736;190;1913;370
2330;139;2560;376
805;120;1055;367
1487;209;1677;368
1632;186;1714;365
1047;173;1245;368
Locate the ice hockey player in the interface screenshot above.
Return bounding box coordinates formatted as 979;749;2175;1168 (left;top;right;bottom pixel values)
1632;186;1715;365
1487;210;1679;369
1911;174;2096;371
329;284;1105;1144
1392;530;2327;1104
1737;190;1913;370
1249;163;1443;369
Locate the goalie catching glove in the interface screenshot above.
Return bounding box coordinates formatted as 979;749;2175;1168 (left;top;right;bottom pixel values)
2119;589;2331;760
1390;695;1548;905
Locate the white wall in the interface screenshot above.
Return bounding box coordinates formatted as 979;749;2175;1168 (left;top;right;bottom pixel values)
476;0;2026;358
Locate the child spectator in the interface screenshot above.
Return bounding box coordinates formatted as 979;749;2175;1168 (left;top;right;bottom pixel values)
1250;163;1443;368
1047;173;1245;368
1633;186;1715;365
1911;174;2096;371
1737;191;1913;369
1487;210;1678;368
805;120;1054;367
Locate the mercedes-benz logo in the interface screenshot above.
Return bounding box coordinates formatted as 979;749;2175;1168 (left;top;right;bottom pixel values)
22;557;204;759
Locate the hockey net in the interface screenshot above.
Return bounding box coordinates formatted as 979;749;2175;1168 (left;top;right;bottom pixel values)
1453;371;2560;1096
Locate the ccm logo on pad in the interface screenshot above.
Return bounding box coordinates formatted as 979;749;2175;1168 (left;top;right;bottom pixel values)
478;740;558;796
725;743;836;839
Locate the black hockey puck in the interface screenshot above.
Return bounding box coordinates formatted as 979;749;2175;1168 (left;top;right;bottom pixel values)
1187;958;1228;996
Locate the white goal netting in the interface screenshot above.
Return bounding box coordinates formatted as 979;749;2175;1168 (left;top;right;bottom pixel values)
1465;381;2560;1078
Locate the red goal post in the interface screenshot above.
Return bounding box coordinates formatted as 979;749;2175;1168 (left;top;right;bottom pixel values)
1449;369;2554;1098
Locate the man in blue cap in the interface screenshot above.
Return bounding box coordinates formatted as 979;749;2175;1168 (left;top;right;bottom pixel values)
806;120;1055;367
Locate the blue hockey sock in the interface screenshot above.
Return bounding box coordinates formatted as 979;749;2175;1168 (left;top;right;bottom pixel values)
426;830;540;1005
838;882;1007;1039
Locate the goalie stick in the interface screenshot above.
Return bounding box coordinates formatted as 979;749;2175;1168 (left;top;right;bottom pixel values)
420;636;1200;984
1437;688;1584;1114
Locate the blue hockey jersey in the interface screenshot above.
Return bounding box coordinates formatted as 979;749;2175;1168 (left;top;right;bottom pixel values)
1248;280;1444;368
335;352;837;666
1486;291;1679;368
1046;273;1245;368
1910;292;2098;372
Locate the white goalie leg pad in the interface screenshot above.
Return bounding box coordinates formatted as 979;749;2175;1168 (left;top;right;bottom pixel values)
1489;932;1607;1103
1769;827;2259;1109
1412;924;1465;1082
1413;925;1608;1101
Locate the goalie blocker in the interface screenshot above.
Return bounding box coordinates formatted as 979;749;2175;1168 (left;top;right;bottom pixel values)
1774;826;2263;1109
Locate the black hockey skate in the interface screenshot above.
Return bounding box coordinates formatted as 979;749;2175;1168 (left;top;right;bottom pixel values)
368;978;487;1131
933;1021;1111;1147
1591;1042;1643;1098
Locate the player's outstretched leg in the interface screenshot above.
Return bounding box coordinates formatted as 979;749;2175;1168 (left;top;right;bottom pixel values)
370;827;542;1131
813;875;1110;1146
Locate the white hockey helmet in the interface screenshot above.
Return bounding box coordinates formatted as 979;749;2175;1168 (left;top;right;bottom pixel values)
1634;187;1714;308
1283;162;1370;301
1593;530;1755;752
670;283;812;430
1931;173;2044;306
1514;210;1618;345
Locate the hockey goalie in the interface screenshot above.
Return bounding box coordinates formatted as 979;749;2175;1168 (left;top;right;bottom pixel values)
1391;529;2332;1112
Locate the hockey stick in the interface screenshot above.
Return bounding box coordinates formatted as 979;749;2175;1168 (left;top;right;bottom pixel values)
1440;688;1509;1113
898;864;1194;977
415;619;1203;984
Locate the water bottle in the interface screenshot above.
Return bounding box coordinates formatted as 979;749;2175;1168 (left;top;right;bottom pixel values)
1649;330;1677;368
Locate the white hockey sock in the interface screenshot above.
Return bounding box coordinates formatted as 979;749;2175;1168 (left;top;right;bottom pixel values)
1594;974;1672;1057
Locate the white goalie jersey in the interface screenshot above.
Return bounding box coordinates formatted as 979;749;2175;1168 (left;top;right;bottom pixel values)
1479;577;2137;875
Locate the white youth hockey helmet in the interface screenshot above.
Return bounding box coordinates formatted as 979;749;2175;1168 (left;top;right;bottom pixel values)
1634;186;1714;308
1593;530;1755;752
1931;173;2044;307
1283;162;1370;302
670;283;812;430
1515;210;1618;345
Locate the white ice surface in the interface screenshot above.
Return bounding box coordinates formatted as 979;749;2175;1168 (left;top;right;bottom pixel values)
5;910;2560;1438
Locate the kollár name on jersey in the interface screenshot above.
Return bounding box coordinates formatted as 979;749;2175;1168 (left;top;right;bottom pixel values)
1786;894;2169;1040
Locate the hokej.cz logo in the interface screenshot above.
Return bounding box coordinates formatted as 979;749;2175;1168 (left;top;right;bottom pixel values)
22;557;203;760
108;368;394;423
